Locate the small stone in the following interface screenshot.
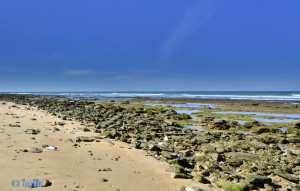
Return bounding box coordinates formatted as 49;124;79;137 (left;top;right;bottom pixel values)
53;127;60;131
83;127;91;132
42;144;49;148
57;122;65;126
42;179;52;187
30;147;43;153
100;178;108;182
24;129;40;135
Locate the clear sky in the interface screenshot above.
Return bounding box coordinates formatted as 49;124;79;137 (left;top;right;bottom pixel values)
0;0;299;91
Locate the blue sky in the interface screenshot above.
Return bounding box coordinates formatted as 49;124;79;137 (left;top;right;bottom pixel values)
0;0;299;91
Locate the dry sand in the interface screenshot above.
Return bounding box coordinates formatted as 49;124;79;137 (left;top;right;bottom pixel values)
0;101;215;191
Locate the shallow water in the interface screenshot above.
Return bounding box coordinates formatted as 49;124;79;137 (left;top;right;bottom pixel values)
145;103;218;108
234;120;247;125
175;110;202;115
191;118;198;122
212;111;300;119
253;118;294;123
236;130;251;135
183;125;204;131
279;127;287;133
281;145;300;154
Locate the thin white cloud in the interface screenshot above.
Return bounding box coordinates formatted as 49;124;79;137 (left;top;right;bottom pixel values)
0;67;15;72
110;75;132;80
64;69;104;76
160;0;223;63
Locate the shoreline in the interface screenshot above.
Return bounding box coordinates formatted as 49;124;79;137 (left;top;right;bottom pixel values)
2;91;300;102
0;94;299;191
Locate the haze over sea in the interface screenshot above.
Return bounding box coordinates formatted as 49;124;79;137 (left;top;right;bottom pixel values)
8;91;300;101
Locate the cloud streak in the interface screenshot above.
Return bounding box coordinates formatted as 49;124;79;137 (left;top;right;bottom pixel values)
160;0;223;63
64;69;104;76
0;67;15;72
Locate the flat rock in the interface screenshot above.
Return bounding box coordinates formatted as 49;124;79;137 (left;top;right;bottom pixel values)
74;136;96;142
185;186;204;191
160;151;177;159
225;152;259;161
274;169;299;183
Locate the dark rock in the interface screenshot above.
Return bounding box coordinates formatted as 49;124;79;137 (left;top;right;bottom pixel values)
202;116;214;123
42;179;52;187
9;124;21;127
148;144;161;152
170;172;193;179
83;127;91;132
99;178;108;182
245;175;272;185
24;129;40;135
194;175;210;184
57;122;65;126
212;119;230;130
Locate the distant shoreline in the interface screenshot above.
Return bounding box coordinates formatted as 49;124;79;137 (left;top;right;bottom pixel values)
1;91;300;101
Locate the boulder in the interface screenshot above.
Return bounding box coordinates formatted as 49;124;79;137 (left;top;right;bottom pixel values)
245;175;272;185
212;119;230;130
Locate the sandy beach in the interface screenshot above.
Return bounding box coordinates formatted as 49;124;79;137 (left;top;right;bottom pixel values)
0;101;214;191
0;94;299;191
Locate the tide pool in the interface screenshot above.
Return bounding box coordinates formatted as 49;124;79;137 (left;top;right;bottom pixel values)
213;111;300;119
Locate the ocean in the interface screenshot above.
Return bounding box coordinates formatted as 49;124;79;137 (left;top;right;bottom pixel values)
7;91;300;101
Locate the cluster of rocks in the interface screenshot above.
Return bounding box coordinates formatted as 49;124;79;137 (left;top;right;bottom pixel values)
204;116;300;137
202;116;265;131
1;94;299;190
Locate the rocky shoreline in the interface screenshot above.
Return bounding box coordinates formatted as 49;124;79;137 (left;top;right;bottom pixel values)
0;94;299;191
